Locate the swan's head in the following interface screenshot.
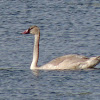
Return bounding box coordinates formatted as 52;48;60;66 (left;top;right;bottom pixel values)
22;26;40;35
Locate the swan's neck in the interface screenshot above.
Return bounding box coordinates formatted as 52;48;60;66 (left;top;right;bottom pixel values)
30;33;40;69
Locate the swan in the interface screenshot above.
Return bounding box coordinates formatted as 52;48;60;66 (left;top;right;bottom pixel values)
22;26;100;70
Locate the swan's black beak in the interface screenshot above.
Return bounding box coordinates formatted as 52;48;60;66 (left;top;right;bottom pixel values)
22;29;30;34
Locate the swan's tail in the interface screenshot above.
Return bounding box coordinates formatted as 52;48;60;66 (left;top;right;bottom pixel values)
86;56;100;68
97;56;100;61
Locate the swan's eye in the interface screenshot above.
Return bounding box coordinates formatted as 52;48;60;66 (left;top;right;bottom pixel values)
29;26;37;30
28;26;35;32
29;27;33;30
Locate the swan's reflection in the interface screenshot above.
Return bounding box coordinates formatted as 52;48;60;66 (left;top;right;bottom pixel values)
32;69;40;76
31;68;100;76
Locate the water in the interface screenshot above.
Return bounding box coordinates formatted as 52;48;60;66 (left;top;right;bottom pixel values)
0;0;100;100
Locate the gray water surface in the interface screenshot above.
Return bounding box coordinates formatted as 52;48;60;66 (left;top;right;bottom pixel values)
0;0;100;100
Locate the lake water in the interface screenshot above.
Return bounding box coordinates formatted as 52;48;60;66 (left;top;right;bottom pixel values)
0;0;100;100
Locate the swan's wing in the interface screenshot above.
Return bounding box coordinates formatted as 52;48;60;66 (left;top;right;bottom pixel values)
48;54;89;66
41;55;100;70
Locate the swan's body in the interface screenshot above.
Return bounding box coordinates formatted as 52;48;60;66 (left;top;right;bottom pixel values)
22;26;100;70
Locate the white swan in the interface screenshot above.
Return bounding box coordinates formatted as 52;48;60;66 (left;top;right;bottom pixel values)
22;26;100;70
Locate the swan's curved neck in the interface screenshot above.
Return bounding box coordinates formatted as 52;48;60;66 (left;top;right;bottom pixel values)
30;33;40;69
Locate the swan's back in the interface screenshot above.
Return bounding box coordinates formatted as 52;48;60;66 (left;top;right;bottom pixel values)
48;54;89;66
